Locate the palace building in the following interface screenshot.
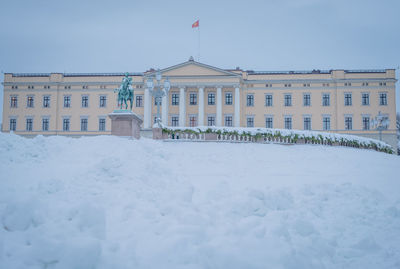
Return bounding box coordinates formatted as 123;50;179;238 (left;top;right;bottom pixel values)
2;57;398;148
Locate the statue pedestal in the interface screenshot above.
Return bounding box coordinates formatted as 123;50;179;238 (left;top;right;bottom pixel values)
108;110;143;139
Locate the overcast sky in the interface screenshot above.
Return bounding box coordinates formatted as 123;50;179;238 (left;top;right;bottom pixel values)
1;0;399;123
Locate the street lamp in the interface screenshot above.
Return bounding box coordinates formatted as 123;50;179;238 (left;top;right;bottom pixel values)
371;111;390;141
147;69;171;126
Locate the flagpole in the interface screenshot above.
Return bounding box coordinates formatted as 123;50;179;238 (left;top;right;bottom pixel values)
198;20;200;61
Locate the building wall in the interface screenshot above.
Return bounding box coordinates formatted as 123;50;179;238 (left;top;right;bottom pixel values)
2;62;397;148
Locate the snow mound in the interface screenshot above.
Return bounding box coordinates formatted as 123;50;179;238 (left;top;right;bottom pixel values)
0;133;399;269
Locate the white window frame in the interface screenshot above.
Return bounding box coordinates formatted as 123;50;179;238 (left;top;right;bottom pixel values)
224;114;233;127
43;95;51;108
80;116;88;131
303;115;312;130
322;93;330;106
98;117;106;131
246;115;255;128
303;93;311;107
42;116;50;131
361;92;370;106
284;115;292;129
265;93;273;107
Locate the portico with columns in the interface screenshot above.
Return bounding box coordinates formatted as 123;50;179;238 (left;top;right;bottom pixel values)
143;58;242;129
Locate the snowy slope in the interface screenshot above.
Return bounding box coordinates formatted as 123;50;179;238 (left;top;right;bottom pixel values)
0;133;399;269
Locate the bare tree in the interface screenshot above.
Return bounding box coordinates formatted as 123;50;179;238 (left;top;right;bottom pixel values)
397;113;400;155
397;113;400;136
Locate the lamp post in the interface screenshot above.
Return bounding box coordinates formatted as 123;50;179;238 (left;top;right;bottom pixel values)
146;69;171;127
371;111;390;141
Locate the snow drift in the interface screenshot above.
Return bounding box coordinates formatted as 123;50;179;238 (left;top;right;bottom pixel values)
0;133;399;269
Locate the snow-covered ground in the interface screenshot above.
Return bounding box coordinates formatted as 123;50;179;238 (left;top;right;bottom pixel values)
0;133;399;269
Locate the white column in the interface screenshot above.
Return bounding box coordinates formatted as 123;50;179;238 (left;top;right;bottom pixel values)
234;86;240;127
144;87;151;128
216;86;222;126
179;87;186;127
198;87;204;126
162;91;168;126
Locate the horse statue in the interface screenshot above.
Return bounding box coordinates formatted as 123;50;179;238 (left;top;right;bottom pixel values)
114;73;134;110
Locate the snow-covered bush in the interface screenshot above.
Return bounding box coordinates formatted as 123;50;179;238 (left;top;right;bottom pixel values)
161;126;394;154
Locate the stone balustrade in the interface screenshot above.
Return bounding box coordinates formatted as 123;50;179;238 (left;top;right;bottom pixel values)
151;127;394;154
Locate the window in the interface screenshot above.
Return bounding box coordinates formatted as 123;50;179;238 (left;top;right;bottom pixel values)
99;95;107;107
344;93;352;106
190;93;197;105
136;95;143;107
303;83;310;87
379;82;386;86
225;92;233;105
189;115;197;127
154;97;161;106
265;117;273;128
303;94;311;106
42;118;49;131
100;85;107;89
81;118;88;131
28;85;34;89
99;118;106;131
362;82;369;86
10;119;17;131
208;93;215;105
323;83;330;87
362;117;370;130
172;93;179;106
265;94;273;106
303;117;311;130
11;85;18;89
10;96;18;108
82;85;88;89
82;96;89;108
284;94;292;106
43;96;50;108
246;94;254;106
362;93;369;106
64;85;71;89
284;117;292;129
207;116;215;126
44;85;50;89
379;93;387;105
265;84;272;87
26;118;33;131
379;115;389;130
323;117;330;130
171;116;179;127
225;116;233;127
63;118;70;131
64;96;71;108
27;96;34;108
247;117;254;127
284;84;292;87
322;94;330;106
345;117;352;130
344;82;352;86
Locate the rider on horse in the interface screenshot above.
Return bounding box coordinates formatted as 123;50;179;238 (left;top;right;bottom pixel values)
115;73;134;110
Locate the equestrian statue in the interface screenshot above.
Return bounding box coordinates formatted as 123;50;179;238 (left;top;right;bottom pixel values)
114;73;134;110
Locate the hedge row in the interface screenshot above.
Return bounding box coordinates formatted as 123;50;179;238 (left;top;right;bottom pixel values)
161;126;394;154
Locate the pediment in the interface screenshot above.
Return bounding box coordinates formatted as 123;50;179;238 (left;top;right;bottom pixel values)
149;60;240;78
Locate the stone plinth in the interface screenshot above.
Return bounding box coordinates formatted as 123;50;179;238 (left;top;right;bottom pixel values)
153;127;163;140
108;110;143;139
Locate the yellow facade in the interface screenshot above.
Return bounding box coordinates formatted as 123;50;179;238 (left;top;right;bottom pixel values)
2;59;397;148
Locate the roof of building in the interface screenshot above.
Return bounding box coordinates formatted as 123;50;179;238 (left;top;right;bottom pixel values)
5;68;389;77
7;72;143;77
246;69;387;75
